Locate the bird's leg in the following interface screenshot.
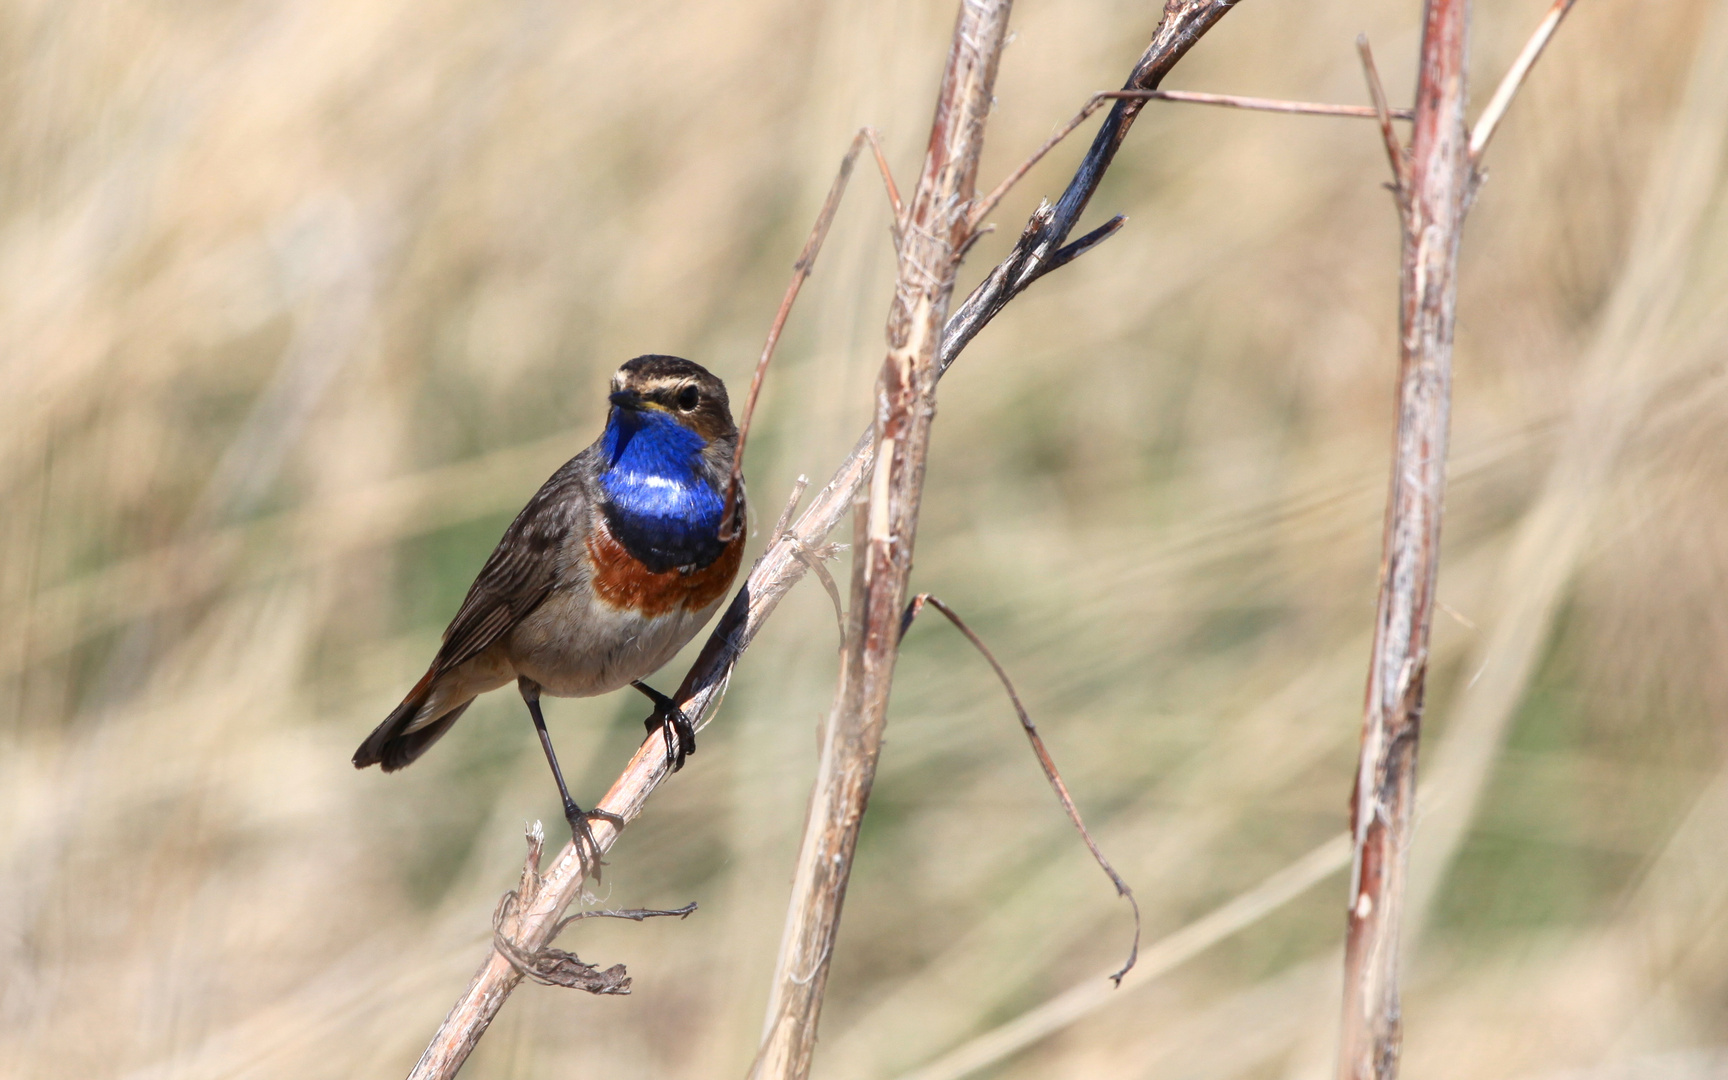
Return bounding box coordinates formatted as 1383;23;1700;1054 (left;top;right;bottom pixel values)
518;677;622;876
631;680;696;773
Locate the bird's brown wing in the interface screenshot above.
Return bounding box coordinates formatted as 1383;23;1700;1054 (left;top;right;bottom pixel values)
431;453;592;675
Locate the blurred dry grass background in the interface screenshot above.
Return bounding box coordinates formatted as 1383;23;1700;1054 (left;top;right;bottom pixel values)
3;0;1728;1077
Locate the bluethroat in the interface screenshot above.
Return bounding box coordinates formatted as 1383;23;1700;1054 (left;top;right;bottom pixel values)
353;355;746;857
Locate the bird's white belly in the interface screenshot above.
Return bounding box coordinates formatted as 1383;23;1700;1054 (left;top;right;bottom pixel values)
504;587;718;698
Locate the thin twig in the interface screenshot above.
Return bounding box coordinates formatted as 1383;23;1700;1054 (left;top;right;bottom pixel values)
900;594;1140;984
1338;4;1470;1080
1357;35;1407;196
1469;0;1578;162
866;127;906;224
767;475;809;546
970;87;1412;228
491;890;695;994
720;128;897;541
550;902;698;935
1041;214;1128;276
1105;88;1415;120
1338;5;1585;1073
477;824;696;997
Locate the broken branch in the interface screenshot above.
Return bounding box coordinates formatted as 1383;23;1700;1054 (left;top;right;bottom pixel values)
1357;35;1408;196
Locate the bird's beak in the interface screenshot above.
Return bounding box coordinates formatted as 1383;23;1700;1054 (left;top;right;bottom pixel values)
609;388;645;411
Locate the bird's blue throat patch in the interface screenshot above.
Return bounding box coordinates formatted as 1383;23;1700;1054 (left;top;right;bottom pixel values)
598;406;727;573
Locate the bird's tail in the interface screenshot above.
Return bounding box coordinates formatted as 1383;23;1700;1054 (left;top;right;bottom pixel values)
352;669;473;773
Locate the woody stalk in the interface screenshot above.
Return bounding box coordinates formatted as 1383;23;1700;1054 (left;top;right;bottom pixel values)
748;1;1014;1076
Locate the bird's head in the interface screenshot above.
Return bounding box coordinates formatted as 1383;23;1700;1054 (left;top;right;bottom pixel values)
607;355;735;444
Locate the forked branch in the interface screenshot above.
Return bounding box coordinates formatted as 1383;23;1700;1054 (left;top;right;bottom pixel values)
1338;2;1577;1079
756;3;1247;1079
1338;5;1470;1078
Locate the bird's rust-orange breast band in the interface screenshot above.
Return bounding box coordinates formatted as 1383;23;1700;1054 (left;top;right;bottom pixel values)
587;514;744;618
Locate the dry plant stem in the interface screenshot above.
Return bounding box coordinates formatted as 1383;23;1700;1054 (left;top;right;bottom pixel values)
1337;3;1469;1079
1468;0;1577;161
1358;37;1408;196
1404;0;1715;954
721;128;899;540
749;2;1014;1077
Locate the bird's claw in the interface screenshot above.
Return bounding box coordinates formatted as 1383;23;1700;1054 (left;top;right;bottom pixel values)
563;799;622;880
632;681;696;773
644;705;696;773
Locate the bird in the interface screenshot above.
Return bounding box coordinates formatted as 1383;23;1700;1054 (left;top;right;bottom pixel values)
353;354;745;858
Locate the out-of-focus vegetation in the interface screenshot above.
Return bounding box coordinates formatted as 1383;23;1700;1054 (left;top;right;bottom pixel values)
4;1;1727;1077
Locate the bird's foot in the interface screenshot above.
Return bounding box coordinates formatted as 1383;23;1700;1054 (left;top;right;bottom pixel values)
563;798;624;881
633;682;696;774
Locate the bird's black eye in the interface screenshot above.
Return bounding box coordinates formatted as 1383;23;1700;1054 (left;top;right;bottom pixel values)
676;384;700;411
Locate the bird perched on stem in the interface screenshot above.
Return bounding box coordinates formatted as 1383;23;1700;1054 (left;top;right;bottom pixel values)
353;355;745;862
